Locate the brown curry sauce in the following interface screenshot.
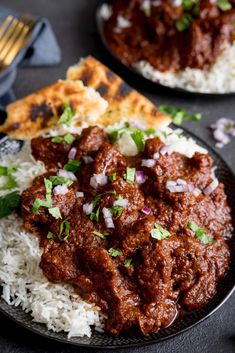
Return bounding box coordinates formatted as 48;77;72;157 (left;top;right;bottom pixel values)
103;0;235;72
20;126;232;336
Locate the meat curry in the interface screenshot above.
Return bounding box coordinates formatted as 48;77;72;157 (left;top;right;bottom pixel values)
20;125;232;336
103;0;235;72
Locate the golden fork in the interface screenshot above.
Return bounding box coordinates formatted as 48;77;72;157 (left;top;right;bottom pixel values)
0;15;35;72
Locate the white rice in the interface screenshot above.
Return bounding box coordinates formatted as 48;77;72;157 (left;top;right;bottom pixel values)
134;43;235;94
0;127;207;337
0;143;103;338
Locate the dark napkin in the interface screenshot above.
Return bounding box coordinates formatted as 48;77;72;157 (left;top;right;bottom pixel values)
0;5;61;103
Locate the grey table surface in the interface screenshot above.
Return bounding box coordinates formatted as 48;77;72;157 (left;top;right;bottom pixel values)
0;0;234;352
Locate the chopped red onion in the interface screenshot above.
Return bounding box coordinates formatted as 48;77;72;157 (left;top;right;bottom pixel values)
53;185;69;196
141;206;151;215
113;198;128;207
135;171;147;184
131;119;146;130
103;207;115;228
166;179;195;193
176;178;187;186
76;191;84;198
57;169;77;181
68;147;77;159
203;179;219;196
90;173;108;189
141;159;156;168
193;188;202;196
187;183;195;193
83;203;94;215
159;145;173;156
82;156;94;164
210;118;235;148
153;152;160;160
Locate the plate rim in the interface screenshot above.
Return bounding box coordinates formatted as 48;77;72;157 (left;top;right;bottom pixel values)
0;129;235;349
95;1;235;97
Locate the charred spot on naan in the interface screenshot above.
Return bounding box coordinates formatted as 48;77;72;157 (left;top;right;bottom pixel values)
67;56;171;130
0;79;108;139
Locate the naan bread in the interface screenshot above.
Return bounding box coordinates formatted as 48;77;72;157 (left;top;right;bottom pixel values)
67;56;171;129
0;57;171;140
0;79;108;139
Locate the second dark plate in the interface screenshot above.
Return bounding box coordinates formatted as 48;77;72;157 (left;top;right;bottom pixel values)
96;1;235;97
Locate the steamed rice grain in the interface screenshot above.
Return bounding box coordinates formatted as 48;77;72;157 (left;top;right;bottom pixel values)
134;43;235;94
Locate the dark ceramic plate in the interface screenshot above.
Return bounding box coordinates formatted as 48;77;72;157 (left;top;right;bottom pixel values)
96;1;235;97
0;129;235;349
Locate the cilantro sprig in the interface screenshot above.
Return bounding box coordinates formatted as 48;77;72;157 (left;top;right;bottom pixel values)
159;105;202;125
188;221;215;244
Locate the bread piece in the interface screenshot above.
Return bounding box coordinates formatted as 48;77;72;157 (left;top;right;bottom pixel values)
67;56;171;129
0;79;108;139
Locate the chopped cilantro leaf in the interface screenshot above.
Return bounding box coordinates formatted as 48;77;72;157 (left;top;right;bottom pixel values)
48;207;62;219
188;221;215;244
145;128;155;136
49;176;74;187
182;0;199;10
32;198;48;213
0;191;20;219
32;178;53;213
59;219;70;241
51;136;64;143
64;159;81;173
47;232;54;239
92;194;102;207
111;205;123;219
52;134;75;144
151;223;170;240
0;166;8;175
124;167;136;184
93;230;109;239
144;7;151;17
64;134;75;144
124;258;132;268
217;0;232;11
108;248;122;258
109;173;117;182
176;14;193;31
58;101;76;127
131;130;146;152
0;164;18;190
1;175;17;190
159;105;202;125
44;178;52;195
90;207;100;222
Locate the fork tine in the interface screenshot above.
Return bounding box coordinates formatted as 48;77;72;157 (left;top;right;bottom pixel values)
0;18;20;55
0;15;13;38
2;19;35;67
0;20;25;60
